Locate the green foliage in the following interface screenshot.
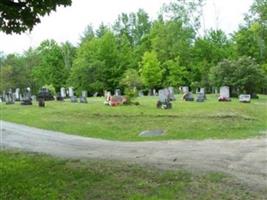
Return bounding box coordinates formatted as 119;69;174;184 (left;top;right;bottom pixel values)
120;69;142;102
0;0;72;34
209;57;267;94
140;51;162;89
43;84;56;96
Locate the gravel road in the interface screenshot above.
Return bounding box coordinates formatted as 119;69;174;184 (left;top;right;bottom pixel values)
1;120;266;190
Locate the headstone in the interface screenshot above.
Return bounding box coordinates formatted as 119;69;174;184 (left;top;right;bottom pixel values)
70;96;78;103
115;89;121;96
15;88;20;101
5;90;15;105
157;89;172;109
196;93;205;102
218;86;230;101
38;98;45;107
93;92;98;97
138;91;144;97
139;130;165;137
239;94;251;103
168;87;176;101
60;87;66;98
109;95;125;106
182;86;189;94
69;87;74;97
37;88;54;101
80;96;88;103
200;88;205;94
56;92;64;101
153;89;157;96
182;92;194;101
21;88;32;105
82;90;88;98
31;95;36;101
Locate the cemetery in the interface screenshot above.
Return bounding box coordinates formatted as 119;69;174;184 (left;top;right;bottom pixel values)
1;90;266;141
1;0;267;199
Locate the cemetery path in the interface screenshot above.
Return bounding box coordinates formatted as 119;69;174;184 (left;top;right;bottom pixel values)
1;120;267;190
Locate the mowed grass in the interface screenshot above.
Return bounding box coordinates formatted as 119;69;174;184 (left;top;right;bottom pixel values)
1;94;267;141
1;151;266;200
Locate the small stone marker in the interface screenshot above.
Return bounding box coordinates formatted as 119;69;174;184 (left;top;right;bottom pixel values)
70;96;78;103
5;90;15;105
21;88;32;105
168;87;176;101
196;93;205;102
38;98;45;107
69;87;74;97
115;89;121;96
182;92;194;101
138;91;144;97
139;130;165;137
182;86;189;94
15;88;20;101
239;94;251;103
60;87;66;98
80;96;88;103
93;92;98;97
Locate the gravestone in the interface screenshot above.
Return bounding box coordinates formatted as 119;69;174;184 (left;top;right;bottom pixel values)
69;87;74;97
70;96;78;103
153;89;157;96
196;93;205;102
182;86;189;94
82;90;88;98
80;92;88;103
21;88;32;105
56;92;64;101
138;91;144;97
200;88;205;94
2;91;6;102
168;87;176;101
239;94;251;103
60;87;66;98
15;88;20;101
5;90;15;105
38;98;45;107
183;92;194;101
115;89;121;96
139;130;165;137
157;89;172;109
218;86;230;101
37;88;54;101
93;92;98;97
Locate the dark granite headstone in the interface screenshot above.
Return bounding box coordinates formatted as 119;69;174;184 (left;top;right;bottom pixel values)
182;92;194;101
80;96;88;103
196;93;205;102
38;98;45;107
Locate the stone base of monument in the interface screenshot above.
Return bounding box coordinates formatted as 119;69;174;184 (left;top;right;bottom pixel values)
56;96;64;101
156;100;172;109
218;96;231;102
80;96;88;103
21;100;32;105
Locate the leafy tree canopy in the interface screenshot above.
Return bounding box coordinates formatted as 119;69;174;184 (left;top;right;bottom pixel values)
0;0;72;34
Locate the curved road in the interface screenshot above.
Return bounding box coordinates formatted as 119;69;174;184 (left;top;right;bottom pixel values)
1;121;266;189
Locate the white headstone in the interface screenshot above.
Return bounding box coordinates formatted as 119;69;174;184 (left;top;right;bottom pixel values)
69;87;74;97
15;88;20;100
82;90;87;97
60;87;66;98
115;89;121;96
219;86;230;98
200;88;205;94
239;94;251;103
182;86;189;94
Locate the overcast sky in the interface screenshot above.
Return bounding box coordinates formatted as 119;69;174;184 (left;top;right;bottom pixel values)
0;0;253;54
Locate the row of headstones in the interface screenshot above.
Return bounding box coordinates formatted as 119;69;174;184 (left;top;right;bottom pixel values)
0;88;33;105
156;86;251;109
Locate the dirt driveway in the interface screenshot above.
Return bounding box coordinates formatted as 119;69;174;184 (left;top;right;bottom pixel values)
1;120;266;190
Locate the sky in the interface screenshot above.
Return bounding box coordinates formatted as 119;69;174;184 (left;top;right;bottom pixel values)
0;0;254;54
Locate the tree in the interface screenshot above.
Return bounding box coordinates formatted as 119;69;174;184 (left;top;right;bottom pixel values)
140;51;162;89
120;69;142;102
0;0;72;34
209;56;267;95
162;57;188;87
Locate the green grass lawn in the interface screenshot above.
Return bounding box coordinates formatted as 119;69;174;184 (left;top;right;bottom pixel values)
1;151;266;200
1;94;267;141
